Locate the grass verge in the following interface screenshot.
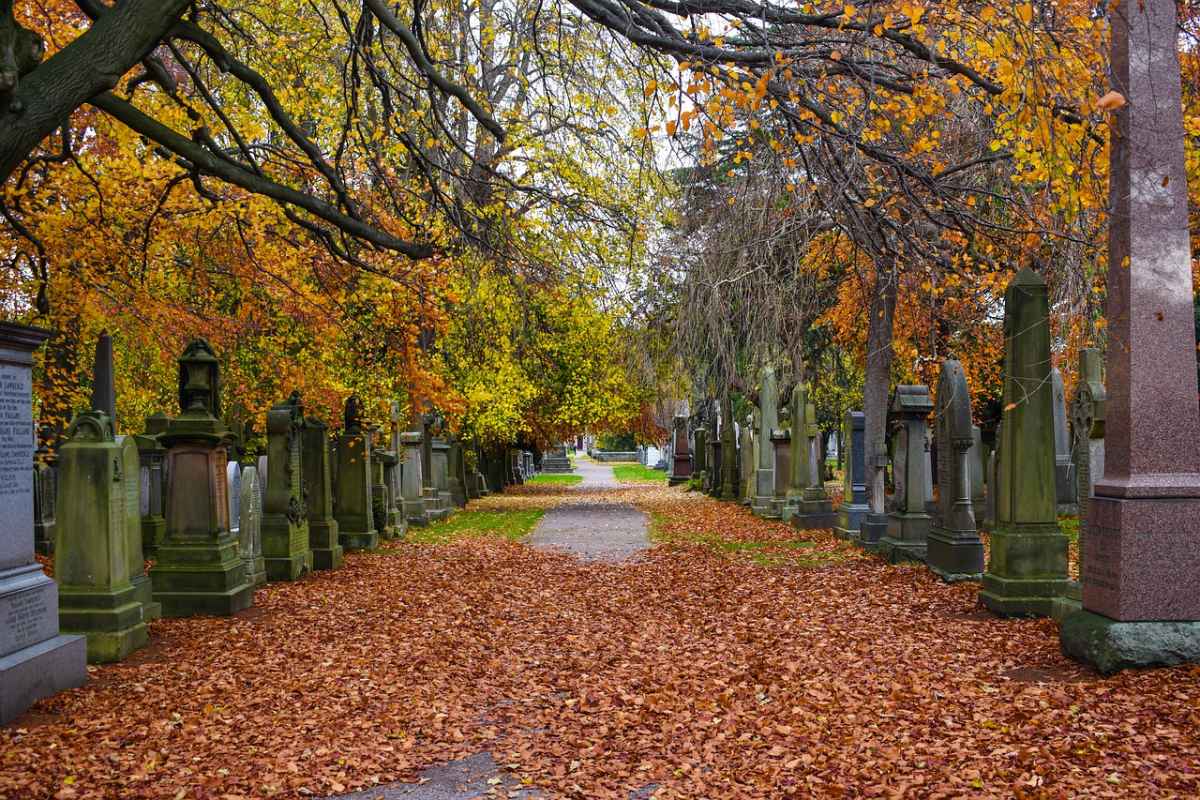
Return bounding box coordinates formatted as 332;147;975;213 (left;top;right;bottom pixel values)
612;463;668;483
528;473;583;486
407;509;545;544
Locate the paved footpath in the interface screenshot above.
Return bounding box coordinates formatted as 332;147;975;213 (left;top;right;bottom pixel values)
326;460;653;800
526;459;651;561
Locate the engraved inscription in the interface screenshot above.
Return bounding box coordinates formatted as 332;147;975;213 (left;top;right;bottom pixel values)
1083;523;1120;591
0;364;34;499
2;588;50;651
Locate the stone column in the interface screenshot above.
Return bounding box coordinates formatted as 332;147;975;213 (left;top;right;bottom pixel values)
879;385;934;563
751;366;779;518
835;411;868;540
303;417;344;570
333;397;378;552
719;395;738;500
927;361;984;581
794;397;836;529
261;394;311;581
1051;367;1078;514
981;270;1068;616
0;323;86;723
1061;0;1200;671
149;339;254;617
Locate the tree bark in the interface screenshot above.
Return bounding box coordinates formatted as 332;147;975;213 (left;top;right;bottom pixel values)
863;260;898;515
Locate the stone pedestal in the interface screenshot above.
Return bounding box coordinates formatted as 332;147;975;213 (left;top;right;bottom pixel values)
789;391;836;530
334;400;378;552
879;386;934;563
428;439;453;520
834;411;868;539
0;323;86;723
261;396;311;581
303;418;344;570
982;271;1068;616
927;361;984;582
149;340;254;618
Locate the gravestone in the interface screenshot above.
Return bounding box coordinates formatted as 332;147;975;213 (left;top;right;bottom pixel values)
0;323;86;723
148;339;254;617
303;417;344;570
401;429;429;526
693;426;708;490
226;461;241;541
334;397;378;551
878;385;934;563
135;424;167;558
834;411;868;540
1071;348;1106;536
447;440;468;508
751;367;780;518
720;396;738;500
969;426;985;522
981;269;1068;617
668;415;692;486
261;394;311;581
542;444;572;473
371;445;397;539
771;428;791;505
256;454;268;509
1060;0;1200;671
790;387;836;529
239;466;266;587
1051;367;1078;515
739;414;754;503
927;361;984;581
428;438;452;520
56;415;148;662
32;442;56;556
983;422;1001;531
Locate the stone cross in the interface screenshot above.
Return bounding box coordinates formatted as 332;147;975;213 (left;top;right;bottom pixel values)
981;269;1068;617
927;360;984;580
1051;367;1078;514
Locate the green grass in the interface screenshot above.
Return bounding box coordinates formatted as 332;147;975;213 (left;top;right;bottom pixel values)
612;463;668;483
1058;515;1080;543
406;509;545;544
527;473;583;486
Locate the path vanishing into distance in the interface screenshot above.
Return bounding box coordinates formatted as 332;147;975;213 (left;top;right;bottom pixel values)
527;458;651;562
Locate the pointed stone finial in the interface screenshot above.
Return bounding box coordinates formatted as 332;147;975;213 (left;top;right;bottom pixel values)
91;330;116;421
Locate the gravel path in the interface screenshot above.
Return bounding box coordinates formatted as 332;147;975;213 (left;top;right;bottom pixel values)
526;459;651;561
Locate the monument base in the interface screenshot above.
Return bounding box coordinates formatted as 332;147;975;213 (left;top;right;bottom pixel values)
751;495;780;520
833;503;868;540
339;529;379;552
878;511;930;563
790;495;837;531
309;520;344;571
926;527;985;582
58;583;148;664
243;555;267;588
448;481;467;508
980;522;1068;617
856;513;888;547
668;474;690;487
261;519;311;581
1051;581;1083;623
150;537;255;617
131;574;162;621
0;633;87;725
405;501;431;527
1060;610;1200;674
140;516;166;559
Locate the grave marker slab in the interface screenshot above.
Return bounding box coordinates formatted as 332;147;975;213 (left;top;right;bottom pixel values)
239;466;266;587
927;361;984;581
834;411;868;540
303;418;344;570
261;394;311;580
878;385;934;563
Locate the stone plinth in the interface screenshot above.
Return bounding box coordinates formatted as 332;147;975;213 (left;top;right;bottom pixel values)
982;270;1068;617
0;323;86;723
834;411;868;539
303;418;344;570
927;361;984;581
542;444;572;473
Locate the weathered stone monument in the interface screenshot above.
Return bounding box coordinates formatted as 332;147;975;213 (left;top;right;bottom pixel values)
1060;0;1200;670
968;426;985;522
927;361;985;581
430;437;453;519
834;411;868;540
0;323;86;723
1051;367;1078;515
239;465;266;587
1071;348;1106;533
371;441;397;539
334;397;378;551
693;425;708;490
668;415;692;486
751;367;779;518
787;384;836;529
719;396;738;500
226;461;241;543
261;394;311;580
981;269;1069;616
447;440;468;508
148;339;254;617
303;417;344;570
878;385;934;563
400;423;429;527
739;413;754;503
543;444;572;473
32;439;55;556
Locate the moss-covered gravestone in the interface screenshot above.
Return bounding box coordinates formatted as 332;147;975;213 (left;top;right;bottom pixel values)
371;444;399;539
261;394;311;581
431;438;453;519
239;466;266;587
135;425;167;559
751;367;780;519
719;396;738;500
149;339;253;617
834;411;868;540
55;413;148;662
879;385;934;563
400;429;429;526
789;387;836;530
668;415;692;487
981;269;1068;617
334;397;378;551
1051;368;1078;515
303;418;343;570
927;361;984;581
448;440;468;508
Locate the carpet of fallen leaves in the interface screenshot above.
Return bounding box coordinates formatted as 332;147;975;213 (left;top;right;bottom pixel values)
5;483;1199;799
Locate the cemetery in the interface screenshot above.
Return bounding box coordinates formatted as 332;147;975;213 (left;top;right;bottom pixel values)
2;0;1200;797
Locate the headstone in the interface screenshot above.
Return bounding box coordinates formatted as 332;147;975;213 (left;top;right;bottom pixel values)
878;385;934;563
256;454;268;509
1070;348;1106;536
739;414;754;503
668;415;692;486
1061;0;1200;671
927;361;984;581
980;269;1068;617
333;397;378;551
432;438;453;516
226;462;241;540
694;426;708;491
751;367;780;518
719;396;738;500
135;425;166;558
303;417;344;570
834;411;868;540
447;440;468;508
371;444;396;539
401;429;430;526
148;339;254;617
239;466;266;587
983;422;1001;531
56;417;149;662
1051;367;1078;515
543;444;572;473
0;322;86;723
32;441;56;556
789;387;836;529
968;426;985;522
261;393;311;581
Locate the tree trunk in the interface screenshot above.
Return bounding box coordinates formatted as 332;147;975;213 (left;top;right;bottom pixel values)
864;261;898;515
